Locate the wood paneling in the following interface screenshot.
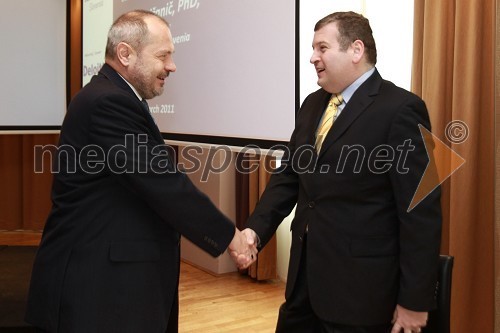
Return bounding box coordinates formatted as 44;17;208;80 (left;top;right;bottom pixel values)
0;231;41;246
22;134;58;230
0;135;23;230
0;134;58;231
68;0;82;100
246;155;277;281
494;0;500;331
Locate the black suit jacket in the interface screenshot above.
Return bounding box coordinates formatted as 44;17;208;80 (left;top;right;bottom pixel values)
247;70;442;325
25;64;236;332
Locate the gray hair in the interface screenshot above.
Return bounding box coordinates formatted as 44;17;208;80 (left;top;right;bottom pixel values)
105;10;169;59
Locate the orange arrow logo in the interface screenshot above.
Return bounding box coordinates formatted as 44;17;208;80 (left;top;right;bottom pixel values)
408;125;466;211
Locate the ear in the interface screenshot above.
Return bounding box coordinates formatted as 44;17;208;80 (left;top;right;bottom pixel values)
351;40;365;64
116;42;135;67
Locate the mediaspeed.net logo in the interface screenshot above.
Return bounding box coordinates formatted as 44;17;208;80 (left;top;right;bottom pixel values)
31;120;467;212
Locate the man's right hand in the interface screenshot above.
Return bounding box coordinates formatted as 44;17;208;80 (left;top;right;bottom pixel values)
228;228;258;269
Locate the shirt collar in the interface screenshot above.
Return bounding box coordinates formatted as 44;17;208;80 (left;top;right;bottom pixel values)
340;67;376;105
117;72;144;101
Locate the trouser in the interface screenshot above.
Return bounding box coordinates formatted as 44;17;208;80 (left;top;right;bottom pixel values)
35;294;178;333
275;234;392;333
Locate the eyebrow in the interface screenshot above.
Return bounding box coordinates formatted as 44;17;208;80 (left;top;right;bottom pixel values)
156;49;175;55
312;41;329;48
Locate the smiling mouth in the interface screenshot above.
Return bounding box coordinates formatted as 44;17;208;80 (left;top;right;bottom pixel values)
158;72;169;81
316;68;325;76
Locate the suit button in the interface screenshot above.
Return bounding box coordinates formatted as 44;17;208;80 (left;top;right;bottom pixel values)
308;201;315;208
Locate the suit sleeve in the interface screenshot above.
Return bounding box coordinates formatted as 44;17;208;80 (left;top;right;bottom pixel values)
87;92;235;257
387;95;442;311
245;111;305;248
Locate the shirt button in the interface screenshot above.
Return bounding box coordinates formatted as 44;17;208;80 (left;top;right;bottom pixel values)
308;201;315;208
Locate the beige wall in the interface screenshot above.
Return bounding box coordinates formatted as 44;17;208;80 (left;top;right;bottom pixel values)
177;144;238;274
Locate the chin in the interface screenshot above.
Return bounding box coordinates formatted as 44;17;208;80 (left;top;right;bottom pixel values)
154;88;164;97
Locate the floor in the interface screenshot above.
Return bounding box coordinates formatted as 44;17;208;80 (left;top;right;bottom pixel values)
0;231;285;333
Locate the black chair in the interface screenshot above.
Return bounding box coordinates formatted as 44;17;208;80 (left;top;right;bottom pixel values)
424;255;454;333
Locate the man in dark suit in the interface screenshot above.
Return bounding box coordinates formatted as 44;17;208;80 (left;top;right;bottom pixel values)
243;11;441;333
25;10;254;333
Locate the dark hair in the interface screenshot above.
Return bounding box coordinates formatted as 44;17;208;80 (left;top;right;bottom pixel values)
105;10;169;59
314;11;377;65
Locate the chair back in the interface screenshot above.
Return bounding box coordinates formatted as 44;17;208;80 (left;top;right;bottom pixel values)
425;255;454;333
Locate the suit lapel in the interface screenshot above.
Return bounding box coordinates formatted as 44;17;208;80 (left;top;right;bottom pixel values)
303;90;332;147
138;101;165;143
318;70;383;158
99;64;164;143
100;63;134;94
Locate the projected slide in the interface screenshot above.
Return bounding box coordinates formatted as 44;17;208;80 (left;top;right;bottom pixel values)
83;0;296;143
82;0;113;87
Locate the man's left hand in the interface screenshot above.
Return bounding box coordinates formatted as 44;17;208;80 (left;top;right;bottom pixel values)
390;304;428;333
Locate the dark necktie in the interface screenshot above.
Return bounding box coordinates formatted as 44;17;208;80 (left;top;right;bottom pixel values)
141;99;149;111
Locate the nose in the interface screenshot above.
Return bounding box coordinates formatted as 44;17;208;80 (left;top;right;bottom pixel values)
165;60;176;73
310;50;319;64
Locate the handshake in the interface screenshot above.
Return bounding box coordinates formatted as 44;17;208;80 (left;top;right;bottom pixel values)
227;228;259;269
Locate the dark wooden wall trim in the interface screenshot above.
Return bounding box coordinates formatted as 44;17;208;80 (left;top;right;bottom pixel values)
0;136;23;230
68;0;82;100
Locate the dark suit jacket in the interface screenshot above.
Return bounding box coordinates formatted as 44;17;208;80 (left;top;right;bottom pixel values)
247;70;442;325
25;64;236;332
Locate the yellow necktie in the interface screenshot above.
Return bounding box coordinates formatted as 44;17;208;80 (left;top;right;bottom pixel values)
315;94;343;152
